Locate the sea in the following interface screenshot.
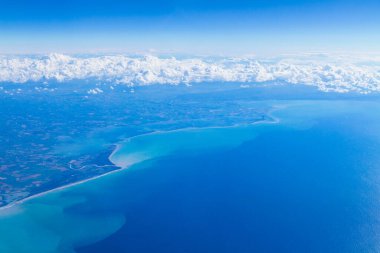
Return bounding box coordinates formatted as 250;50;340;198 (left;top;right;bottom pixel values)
1;100;379;253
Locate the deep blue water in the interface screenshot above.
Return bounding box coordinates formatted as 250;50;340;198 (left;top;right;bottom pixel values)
77;106;380;253
1;100;379;253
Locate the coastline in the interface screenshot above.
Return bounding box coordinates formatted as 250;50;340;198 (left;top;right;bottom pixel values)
0;166;125;212
0;113;281;213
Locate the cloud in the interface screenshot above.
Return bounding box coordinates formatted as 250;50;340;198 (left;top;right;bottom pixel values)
87;88;103;94
0;53;379;93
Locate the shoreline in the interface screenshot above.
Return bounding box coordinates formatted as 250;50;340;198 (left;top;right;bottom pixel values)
0;114;281;213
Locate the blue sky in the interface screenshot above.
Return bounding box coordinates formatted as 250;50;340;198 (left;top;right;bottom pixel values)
1;0;379;55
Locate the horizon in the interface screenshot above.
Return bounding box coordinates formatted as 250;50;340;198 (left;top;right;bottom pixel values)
1;2;380;253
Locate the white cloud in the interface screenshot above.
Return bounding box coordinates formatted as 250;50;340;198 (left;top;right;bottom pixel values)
87;88;103;94
0;53;379;93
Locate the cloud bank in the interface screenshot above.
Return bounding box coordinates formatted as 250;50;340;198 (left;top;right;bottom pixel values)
1;53;380;93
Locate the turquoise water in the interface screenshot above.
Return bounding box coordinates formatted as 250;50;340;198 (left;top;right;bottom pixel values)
1;100;380;253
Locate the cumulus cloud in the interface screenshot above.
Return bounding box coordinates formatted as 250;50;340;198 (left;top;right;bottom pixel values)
0;53;380;93
87;88;103;94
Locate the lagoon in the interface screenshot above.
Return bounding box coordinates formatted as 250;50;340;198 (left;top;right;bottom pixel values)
1;100;380;253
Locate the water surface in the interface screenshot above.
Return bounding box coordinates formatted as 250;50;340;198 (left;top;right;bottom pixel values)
1;100;380;253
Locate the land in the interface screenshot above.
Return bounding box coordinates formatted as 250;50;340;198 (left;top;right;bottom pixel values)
2;81;376;207
0;82;270;207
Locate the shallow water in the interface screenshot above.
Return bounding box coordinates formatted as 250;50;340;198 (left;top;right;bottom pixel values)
1;100;380;253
